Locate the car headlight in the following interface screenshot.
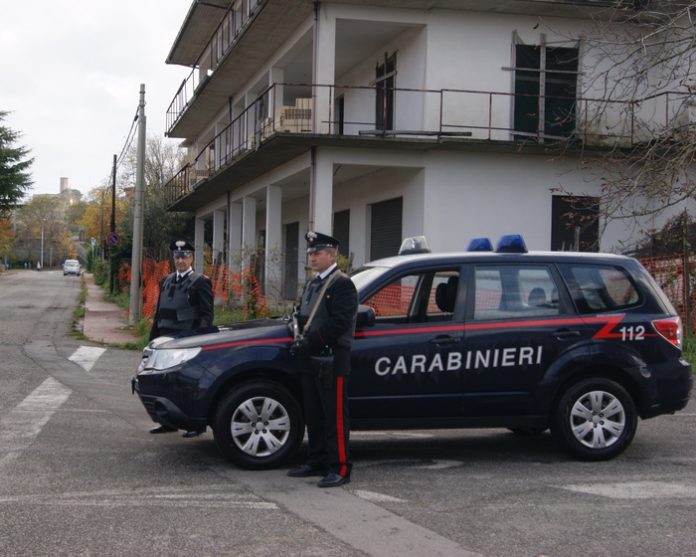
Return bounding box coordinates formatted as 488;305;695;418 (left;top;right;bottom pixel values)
141;347;202;372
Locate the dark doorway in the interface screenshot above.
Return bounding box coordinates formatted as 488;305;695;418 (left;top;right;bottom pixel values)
370;197;402;260
333;209;350;259
284;222;299;300
551;196;599;252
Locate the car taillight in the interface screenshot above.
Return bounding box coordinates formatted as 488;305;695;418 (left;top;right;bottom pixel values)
652;316;682;349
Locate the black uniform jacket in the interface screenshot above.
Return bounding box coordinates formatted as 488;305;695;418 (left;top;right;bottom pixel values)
299;270;358;377
149;272;214;341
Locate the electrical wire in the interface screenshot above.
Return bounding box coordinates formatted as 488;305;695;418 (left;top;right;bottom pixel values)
115;107;140;168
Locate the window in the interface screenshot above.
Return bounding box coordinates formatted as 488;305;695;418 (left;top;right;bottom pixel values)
363;270;460;324
375;53;396;131
474;265;561;320
513;44;578;142
551;196;599;252
559;264;641;314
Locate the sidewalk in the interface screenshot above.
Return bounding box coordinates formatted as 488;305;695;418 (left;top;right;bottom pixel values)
83;273;140;346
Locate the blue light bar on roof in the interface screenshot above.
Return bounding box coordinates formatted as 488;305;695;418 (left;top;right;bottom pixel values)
496;234;528;253
467;237;493;251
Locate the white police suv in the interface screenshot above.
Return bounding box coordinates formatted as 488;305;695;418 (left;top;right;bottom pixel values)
133;235;692;468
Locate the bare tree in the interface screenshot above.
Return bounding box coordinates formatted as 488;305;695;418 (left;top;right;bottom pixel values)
542;2;695;247
119;135;193;260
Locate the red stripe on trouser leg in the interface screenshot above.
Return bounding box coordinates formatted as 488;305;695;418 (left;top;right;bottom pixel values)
336;375;347;477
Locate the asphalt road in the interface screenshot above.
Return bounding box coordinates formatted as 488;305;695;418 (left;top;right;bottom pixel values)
1;269;695;557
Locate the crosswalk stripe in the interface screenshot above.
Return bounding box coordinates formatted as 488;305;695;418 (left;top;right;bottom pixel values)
0;377;72;457
68;345;107;372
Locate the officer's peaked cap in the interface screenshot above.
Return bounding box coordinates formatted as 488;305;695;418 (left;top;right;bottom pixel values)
170;240;195;255
305;230;339;253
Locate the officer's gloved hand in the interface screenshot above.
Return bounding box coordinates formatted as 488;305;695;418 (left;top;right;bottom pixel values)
290;337;310;357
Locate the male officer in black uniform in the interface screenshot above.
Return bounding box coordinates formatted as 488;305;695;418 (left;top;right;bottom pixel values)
288;231;358;488
148;240;214;434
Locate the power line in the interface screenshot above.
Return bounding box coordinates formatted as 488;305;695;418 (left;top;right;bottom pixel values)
115;107;140;168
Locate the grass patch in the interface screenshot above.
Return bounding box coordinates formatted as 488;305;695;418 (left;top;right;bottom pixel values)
71;276;88;338
213;305;249;326
682;335;696;370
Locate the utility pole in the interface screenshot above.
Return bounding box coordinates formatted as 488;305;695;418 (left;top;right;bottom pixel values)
128;84;146;325
111;154;117;234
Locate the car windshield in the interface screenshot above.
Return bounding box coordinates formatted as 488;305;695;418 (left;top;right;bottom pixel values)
350;265;390;293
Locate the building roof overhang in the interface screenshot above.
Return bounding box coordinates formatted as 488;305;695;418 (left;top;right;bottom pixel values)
167;0;231;66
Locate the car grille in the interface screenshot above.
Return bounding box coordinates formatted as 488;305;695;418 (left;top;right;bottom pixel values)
140;396;159;420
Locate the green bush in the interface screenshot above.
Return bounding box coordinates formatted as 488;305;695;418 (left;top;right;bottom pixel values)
93;259;110;286
682;335;696;371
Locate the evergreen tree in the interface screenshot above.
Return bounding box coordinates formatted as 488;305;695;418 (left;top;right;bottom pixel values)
0;111;33;216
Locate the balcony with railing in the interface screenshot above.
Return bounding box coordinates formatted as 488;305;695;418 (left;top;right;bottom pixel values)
164;82;695;209
166;0;264;133
165;0;315;139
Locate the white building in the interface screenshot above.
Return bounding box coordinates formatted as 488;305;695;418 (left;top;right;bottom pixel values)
162;0;695;302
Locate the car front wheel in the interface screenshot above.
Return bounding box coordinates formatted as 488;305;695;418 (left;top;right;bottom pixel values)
213;381;304;469
551;378;637;461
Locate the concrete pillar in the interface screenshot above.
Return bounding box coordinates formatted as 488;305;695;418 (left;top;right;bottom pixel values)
264;185;282;304
241;196;257;273
313;5;336;134
309;149;333;235
212;209;226;266
228;201;243;273
194;217;205;273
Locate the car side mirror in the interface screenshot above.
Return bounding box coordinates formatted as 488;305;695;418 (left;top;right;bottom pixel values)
356;304;375;328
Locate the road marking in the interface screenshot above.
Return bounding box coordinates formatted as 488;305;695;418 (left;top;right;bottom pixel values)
214;466;483;557
354;489;406;503
68;345;107;372
0;377;71;459
562;481;696;499
0;485;278;509
416;459;463;470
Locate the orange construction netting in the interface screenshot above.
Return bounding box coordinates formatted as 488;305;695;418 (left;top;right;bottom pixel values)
117;260;269;321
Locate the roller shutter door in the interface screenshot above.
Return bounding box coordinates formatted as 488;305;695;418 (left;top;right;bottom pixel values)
370;197;402;261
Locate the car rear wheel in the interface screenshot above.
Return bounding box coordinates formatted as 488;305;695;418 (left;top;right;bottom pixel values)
213;381;304;470
551;378;637;461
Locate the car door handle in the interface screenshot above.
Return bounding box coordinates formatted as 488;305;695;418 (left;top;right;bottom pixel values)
429;335;459;346
552;329;581;340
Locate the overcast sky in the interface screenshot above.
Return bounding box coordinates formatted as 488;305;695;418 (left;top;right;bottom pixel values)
0;0;194;198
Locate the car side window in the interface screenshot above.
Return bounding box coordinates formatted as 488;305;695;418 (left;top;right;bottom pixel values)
473;265;561;320
559;264;640;313
364;270;460;323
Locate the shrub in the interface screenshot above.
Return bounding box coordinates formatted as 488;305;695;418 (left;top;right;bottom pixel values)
93;259;110;286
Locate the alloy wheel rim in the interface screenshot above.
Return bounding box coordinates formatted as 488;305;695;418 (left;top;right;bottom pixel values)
569;390;626;449
231;396;291;457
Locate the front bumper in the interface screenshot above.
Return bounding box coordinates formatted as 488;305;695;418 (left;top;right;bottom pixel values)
132;376;207;432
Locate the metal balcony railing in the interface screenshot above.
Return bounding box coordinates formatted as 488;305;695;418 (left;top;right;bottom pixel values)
164;82;695;207
166;0;264;133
